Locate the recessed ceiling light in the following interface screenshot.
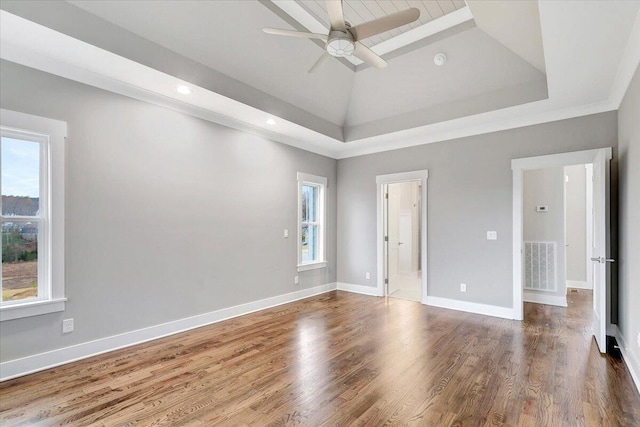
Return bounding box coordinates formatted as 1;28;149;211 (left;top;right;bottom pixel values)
177;85;191;95
266;118;277;125
434;53;447;66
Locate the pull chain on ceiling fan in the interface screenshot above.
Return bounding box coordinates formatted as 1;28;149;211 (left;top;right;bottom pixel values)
263;0;420;72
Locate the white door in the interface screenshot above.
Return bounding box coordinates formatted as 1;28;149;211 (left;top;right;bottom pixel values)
387;189;401;294
399;213;412;274
590;148;612;353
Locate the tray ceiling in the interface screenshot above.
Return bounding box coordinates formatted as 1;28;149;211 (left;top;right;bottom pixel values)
1;0;639;159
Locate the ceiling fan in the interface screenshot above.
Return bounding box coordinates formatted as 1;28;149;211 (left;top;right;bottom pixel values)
263;0;420;72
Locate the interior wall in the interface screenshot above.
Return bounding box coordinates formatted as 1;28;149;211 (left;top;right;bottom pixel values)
617;64;640;377
564;164;588;285
522;167;566;299
337;111;617;308
0;60;338;363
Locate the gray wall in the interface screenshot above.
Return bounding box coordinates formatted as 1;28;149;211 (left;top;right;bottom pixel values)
0;61;337;362
564;165;587;283
337;112;617;308
523;167;566;298
618;65;640;373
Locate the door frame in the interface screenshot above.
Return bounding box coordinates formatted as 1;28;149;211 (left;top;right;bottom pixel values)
511;148;611;320
376;170;429;303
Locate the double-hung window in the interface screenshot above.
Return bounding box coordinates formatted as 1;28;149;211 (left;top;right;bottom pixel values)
1;109;66;321
297;172;327;272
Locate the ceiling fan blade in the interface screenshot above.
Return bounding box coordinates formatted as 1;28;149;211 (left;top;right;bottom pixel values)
308;52;331;73
326;0;347;31
350;8;420;41
263;28;327;41
353;42;387;69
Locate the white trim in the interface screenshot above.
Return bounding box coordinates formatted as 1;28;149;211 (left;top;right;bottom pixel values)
0;283;337;382
511;149;605;170
523;291;567;307
614;327;640;395
336;282;379;297
297;261;327;272
566;280;591;290
512;148;611;321
0;298;66;321
424;296;514;320
0;109;66;321
376;170;429;303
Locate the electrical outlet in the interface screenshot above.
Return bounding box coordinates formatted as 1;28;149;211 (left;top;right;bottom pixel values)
460;283;467;293
283;229;289;238
365;272;371;280
294;276;299;285
62;318;74;334
487;231;497;240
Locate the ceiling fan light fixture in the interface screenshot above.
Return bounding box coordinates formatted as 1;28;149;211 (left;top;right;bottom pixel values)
326;32;355;57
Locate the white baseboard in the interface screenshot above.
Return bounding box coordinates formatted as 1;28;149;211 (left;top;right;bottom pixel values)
0;283;337;382
566;280;591;289
336;282;380;297
612;326;640;395
424;296;514;319
523;291;567;307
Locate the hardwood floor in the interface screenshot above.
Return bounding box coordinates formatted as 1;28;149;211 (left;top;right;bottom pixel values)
1;290;639;426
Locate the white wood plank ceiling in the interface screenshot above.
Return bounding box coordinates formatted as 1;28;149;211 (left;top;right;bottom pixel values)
298;0;467;47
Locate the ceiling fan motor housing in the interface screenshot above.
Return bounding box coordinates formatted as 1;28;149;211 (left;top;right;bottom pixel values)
326;30;355;57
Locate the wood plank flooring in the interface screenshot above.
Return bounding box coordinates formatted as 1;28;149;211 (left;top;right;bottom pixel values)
1;289;639;426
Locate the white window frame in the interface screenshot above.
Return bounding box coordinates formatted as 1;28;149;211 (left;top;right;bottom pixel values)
0;109;66;321
297;172;327;272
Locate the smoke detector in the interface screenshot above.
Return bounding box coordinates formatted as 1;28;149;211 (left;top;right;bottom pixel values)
434;53;447;66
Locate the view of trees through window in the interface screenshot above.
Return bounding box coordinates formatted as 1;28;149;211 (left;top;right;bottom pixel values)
1;137;40;302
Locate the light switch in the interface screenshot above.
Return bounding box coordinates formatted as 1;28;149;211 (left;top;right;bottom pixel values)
487;231;497;240
284;229;289;238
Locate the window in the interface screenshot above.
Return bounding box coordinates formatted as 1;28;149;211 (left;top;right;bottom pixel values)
1;109;66;321
297;172;327;272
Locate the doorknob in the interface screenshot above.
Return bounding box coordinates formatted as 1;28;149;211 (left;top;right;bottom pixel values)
398;242;404;245
590;257;616;263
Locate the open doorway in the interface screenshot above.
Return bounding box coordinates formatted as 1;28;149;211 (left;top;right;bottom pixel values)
512;148;612;353
520;164;594;308
384;181;421;301
376;170;428;303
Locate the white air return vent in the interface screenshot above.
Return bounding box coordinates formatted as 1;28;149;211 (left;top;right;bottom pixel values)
524;241;557;292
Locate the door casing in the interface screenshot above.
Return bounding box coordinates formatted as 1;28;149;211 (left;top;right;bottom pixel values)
376;170;429;303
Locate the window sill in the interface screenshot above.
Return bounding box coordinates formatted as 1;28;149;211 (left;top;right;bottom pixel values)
0;298;67;321
297;261;327;272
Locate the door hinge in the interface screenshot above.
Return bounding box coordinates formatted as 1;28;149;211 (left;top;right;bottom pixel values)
384;236;388;242
385;193;389;199
384;279;388;284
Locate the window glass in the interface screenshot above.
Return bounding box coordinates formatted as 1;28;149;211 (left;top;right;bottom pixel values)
1;137;42;303
301;184;319;263
1;137;40;216
2;220;38;301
